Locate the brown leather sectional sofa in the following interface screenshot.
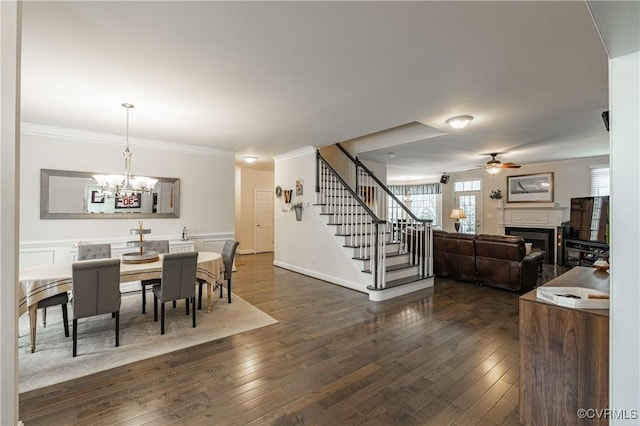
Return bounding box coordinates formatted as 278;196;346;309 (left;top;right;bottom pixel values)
433;230;544;292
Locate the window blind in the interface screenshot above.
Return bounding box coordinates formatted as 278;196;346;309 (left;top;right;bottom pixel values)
590;166;610;196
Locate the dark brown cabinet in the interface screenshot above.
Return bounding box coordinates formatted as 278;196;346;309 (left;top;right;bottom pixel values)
519;267;609;425
564;238;608;267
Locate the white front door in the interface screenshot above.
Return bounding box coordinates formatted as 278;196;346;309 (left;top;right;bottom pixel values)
255;189;274;253
455;191;482;234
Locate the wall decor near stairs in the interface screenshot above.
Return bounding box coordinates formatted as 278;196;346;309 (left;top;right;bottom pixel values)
283;189;292;204
315;147;434;301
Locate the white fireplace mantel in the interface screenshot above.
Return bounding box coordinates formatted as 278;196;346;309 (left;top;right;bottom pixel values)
497;202;568;228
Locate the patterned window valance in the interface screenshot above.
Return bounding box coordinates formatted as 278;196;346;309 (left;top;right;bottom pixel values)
389;183;441;196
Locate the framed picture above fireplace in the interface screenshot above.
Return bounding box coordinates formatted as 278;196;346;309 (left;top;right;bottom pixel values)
506;172;554;203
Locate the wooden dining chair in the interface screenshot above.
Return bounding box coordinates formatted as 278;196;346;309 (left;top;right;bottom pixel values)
139;240;170;314
153;252;198;335
71;258;121;357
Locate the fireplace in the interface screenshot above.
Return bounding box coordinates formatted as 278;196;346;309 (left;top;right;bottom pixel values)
505;227;555;264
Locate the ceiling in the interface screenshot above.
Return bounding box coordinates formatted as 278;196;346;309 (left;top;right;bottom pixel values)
20;1;610;180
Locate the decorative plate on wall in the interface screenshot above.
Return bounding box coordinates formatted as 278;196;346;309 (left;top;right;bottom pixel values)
275;186;282;197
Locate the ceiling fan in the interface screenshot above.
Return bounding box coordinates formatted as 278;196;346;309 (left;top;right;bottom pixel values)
478;153;521;175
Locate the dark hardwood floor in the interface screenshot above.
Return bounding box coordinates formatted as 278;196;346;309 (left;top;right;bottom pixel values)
19;254;562;425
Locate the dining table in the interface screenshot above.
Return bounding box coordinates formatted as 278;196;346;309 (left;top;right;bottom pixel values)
19;251;224;353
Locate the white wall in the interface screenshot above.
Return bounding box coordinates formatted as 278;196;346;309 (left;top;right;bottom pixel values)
273;147;370;294
609;50;640;422
235;166;274;254
440;156;609;234
20;125;236;264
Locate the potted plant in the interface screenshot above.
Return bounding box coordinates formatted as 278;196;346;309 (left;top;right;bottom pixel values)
490;189;504;207
290;201;304;221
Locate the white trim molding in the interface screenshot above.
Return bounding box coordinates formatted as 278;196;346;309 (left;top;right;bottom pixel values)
21;122;235;158
272;146;316;162
497;202;568;228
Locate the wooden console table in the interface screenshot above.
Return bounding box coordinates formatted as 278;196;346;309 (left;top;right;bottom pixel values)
519;266;609;425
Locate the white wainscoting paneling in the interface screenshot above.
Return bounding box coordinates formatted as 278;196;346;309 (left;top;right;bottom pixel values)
20;249;55;268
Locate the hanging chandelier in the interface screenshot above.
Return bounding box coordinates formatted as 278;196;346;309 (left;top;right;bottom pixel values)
93;103;158;198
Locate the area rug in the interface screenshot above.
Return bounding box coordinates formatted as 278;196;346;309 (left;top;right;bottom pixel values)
18;292;278;393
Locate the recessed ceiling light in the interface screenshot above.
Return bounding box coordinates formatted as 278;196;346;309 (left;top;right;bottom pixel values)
243;156;258;163
446;115;473;129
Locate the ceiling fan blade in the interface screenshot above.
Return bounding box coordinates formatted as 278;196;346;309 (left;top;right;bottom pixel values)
501;163;521;168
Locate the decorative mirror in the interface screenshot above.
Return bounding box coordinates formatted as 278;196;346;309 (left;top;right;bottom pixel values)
40;169;180;219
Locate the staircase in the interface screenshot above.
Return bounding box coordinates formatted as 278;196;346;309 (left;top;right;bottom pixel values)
315;148;434;301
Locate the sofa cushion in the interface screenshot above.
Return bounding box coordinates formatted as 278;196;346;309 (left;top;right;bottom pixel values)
445;233;477;282
475;234;538;291
475;234;525;262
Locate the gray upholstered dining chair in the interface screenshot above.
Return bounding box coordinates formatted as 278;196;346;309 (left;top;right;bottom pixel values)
36;293;69;338
36;243;112;333
153;252;198;335
139;240;170;314
77;243;111;260
198;240;239;308
71;258;121;357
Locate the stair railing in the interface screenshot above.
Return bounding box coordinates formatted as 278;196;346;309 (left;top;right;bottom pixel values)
316;151;388;289
335;143;433;279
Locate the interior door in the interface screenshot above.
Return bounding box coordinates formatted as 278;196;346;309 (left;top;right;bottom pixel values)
255;189;274;253
455;191;482;234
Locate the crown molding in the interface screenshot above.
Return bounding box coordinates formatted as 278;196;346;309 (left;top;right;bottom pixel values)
20;122;235;159
272;146;316;162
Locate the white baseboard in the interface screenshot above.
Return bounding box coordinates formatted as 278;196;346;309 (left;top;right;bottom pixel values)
272;260;368;295
368;277;434;302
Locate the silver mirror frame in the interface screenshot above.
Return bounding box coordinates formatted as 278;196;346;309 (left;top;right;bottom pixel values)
40;169;180;219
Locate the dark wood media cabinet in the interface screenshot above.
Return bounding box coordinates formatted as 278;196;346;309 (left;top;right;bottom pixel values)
564;238;608;268
519;266;609;425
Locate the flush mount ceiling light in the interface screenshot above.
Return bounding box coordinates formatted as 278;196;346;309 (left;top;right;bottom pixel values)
243;156;258;163
93;103;157;197
446;115;474;129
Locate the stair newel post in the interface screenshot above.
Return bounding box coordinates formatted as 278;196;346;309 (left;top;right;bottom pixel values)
423;222;427;278
379;222;387;287
419;222;425;278
427;225;433;277
373;222;380;289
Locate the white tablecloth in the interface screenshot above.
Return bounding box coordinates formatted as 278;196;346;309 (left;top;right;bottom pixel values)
18;252;223;317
